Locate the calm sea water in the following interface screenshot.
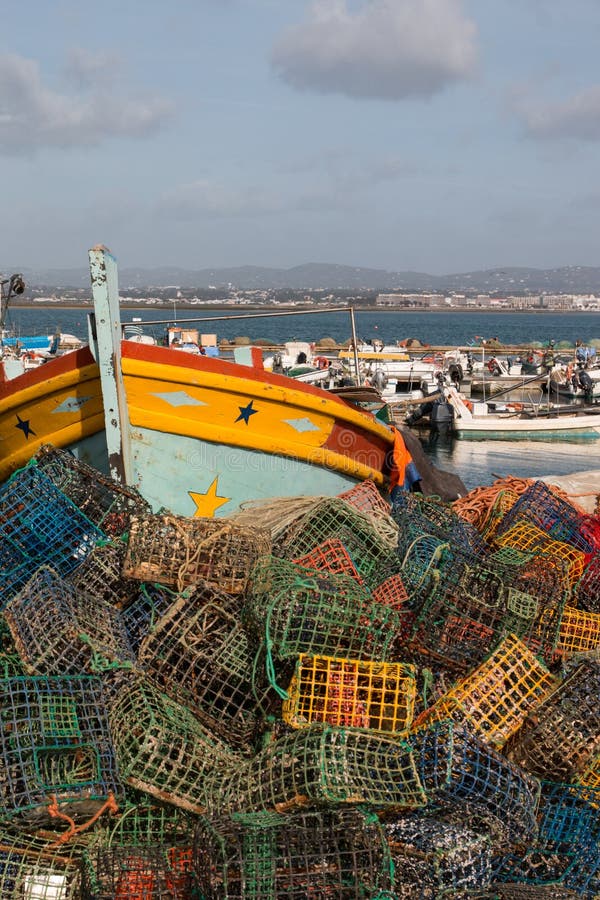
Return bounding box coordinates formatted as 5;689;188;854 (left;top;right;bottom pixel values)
7;305;600;489
7;305;600;348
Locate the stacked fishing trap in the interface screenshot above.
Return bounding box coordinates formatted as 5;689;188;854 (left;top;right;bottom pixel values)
0;445;600;897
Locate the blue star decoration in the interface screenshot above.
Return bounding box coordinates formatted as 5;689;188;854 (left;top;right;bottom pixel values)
15;414;35;439
235;400;258;425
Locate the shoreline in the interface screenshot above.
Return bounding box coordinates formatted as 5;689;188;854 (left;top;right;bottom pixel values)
7;303;600;315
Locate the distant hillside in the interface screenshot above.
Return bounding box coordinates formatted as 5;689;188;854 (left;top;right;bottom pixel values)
10;263;600;293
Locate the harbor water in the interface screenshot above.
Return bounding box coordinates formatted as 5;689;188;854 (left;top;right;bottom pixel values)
7;305;600;490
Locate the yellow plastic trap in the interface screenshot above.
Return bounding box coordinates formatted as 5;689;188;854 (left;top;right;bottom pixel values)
412;633;555;750
556;606;600;656
282;654;416;734
493;520;586;586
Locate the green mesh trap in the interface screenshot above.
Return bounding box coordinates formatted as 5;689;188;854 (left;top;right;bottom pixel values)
106;672;240;815
507;657;600;782
0;675;121;827
4;567;134;675
0;827;86;898
245;557;402;668
83;794;196;899
193;808;392;899
383;816;491;896
34;445;152;536
207;723;426;816
123;513;271;595
275;497;399;588
411;721;540;849
138;581;267;752
487;883;579;898
121;583;180;655
405;543;567;671
69;539;140;611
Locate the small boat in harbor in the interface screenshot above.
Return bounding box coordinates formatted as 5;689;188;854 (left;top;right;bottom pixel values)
444;385;600;441
0;247;396;517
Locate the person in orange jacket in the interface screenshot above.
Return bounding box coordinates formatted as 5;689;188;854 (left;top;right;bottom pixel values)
387;425;422;505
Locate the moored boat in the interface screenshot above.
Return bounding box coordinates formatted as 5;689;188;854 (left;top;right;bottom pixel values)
0;247;396;517
445;385;600;441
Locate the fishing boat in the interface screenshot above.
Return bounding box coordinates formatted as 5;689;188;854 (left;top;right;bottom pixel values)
444;386;600;441
0;247;395;517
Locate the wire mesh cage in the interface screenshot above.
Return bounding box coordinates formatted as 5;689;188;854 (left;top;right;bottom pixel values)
0;827;86;898
573;552;600;614
193;808;393;899
413;635;555;750
411;721;540;849
487;885;579;899
275;498;400;588
478;490;522;544
69;540;140;611
406;545;566;671
246;557;402;666
138;582;267;753
555;606;600;656
34;445;152;536
292;538;363;583
393;492;489;558
493;521;586;587
5;567;134;676
507;657;600;782
281;654;417;734
371;573;410;611
0;615;25;678
106;672;241;815
494;480;597;556
337;478;393;519
0;464;103;580
536;781;600;852
0;675;122;827
122;514;271;595
207;723;426;816
83;797;197;900
491;847;579;891
121;584;180;656
383;815;492;896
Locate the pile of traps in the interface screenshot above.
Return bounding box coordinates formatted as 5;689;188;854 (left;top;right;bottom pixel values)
0;448;599;898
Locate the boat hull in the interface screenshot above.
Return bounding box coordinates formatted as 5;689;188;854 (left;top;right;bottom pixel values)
0;342;393;516
454;418;600;441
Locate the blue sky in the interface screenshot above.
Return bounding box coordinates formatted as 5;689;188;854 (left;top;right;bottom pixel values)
2;0;600;274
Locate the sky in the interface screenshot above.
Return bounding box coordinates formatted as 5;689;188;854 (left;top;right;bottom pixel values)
2;0;600;275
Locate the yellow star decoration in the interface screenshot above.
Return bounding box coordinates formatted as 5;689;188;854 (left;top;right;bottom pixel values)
189;477;231;518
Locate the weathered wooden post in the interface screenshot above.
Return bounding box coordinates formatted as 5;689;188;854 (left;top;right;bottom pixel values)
87;245;133;486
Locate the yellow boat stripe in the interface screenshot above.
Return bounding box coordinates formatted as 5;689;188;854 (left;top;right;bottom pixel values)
121;356;393;444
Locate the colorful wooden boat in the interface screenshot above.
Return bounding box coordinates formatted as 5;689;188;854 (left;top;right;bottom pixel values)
0;247;394;517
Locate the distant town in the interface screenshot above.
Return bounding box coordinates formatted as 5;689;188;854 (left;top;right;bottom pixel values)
14;284;600;311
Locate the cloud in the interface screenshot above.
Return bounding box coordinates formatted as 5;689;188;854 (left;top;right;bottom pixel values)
0;52;173;154
158;180;286;219
270;0;477;101
517;86;600;140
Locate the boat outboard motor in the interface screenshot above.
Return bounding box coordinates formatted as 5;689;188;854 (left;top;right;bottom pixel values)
271;352;284;375
371;368;388;392
577;368;594;404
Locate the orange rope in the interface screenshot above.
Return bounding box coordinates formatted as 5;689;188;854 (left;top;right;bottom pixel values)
47;791;118;845
453;476;593;529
